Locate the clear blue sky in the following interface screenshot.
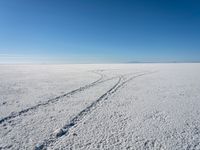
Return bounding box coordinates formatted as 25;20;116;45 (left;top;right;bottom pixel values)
0;0;200;63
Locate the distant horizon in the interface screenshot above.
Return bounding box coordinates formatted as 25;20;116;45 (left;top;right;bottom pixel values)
1;0;200;63
1;60;200;65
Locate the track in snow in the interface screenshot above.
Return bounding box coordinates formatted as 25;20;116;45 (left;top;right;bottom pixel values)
0;70;134;125
35;71;155;150
0;70;104;125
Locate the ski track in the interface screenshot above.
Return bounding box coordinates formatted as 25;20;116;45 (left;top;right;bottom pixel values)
0;70;104;125
35;71;155;150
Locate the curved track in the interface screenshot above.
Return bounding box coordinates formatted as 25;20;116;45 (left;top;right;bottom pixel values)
0;70;136;125
35;71;155;150
0;70;104;125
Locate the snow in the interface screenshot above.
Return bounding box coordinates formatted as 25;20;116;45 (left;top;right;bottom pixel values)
0;63;200;149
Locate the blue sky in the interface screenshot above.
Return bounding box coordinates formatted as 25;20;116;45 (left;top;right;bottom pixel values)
0;0;200;63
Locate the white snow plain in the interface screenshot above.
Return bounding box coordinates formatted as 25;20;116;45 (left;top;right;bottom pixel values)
0;63;200;150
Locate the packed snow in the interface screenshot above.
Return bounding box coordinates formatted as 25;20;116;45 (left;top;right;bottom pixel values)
0;63;200;150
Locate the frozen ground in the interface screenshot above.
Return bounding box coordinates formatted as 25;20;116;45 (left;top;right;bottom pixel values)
0;63;200;150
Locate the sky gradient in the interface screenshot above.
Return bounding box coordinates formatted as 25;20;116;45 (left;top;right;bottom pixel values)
0;0;200;63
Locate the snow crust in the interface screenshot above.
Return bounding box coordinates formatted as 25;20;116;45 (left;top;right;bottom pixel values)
0;63;200;149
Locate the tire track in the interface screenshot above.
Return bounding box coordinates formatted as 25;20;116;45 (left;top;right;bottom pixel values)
0;70;104;125
35;71;156;150
0;70;135;125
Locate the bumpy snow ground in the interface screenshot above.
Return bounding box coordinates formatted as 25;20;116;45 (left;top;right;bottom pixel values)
0;64;200;150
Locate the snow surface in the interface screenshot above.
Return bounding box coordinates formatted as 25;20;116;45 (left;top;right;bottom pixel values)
0;63;200;149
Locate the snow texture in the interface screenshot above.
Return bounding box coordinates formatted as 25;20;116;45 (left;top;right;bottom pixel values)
0;63;200;150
